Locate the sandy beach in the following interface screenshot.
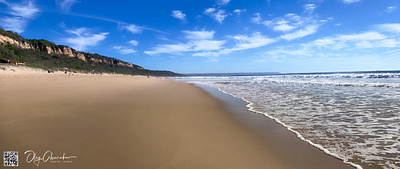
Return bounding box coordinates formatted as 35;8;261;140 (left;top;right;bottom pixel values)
0;65;353;169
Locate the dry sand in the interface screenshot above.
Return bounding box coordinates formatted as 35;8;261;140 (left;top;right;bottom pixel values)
0;65;353;169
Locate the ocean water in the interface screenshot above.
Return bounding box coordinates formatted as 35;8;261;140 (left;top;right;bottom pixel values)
173;72;400;169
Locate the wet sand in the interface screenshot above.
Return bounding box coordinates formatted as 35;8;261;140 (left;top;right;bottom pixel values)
0;65;353;169
199;84;356;169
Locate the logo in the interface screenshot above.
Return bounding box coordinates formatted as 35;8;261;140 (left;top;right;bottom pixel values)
24;150;77;166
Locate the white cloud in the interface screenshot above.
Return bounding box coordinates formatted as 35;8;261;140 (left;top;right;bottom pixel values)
303;4;316;13
156;35;171;41
113;46;136;54
216;0;230;6
312;38;336;47
183;30;215;40
205;8;216;14
9;1;39;18
146;29;277;60
233;9;246;16
65;28;109;51
65;27;90;36
146;28;278;61
145;29;225;55
129;40;139;46
378;39;398;48
355;41;373;49
193;32;276;58
144;43;192;55
119;23;166;34
281;24;319;40
337;32;386;41
252;9;323;41
273;20;297;32
304;31;397;51
191;40;225;51
171;10;186;21
0;17;26;33
231;32;276;51
259;26;400;64
375;23;400;34
204;8;228;24
342;0;361;4
0;0;39;33
266;47;312;58
56;0;79;13
385;6;398;13
266;13;305;32
122;24;143;34
251;13;262;24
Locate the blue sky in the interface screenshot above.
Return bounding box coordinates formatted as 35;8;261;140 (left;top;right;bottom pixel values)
0;0;399;73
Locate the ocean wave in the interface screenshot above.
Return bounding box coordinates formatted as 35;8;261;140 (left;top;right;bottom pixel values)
173;74;400;169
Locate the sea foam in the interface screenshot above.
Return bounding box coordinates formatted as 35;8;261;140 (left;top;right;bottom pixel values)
174;72;400;169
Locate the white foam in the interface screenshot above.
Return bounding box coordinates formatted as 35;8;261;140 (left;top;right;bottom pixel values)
212;85;363;169
172;73;400;169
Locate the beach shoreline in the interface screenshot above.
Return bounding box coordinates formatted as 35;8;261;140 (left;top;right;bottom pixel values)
197;84;356;169
1;65;353;169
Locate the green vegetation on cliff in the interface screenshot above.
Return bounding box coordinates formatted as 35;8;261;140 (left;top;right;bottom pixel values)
0;28;181;76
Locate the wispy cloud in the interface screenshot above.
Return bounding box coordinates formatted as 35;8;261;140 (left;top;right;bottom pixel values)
267;22;400;64
191;40;225;51
342;0;361;4
216;0;230;6
65;27;109;51
336;32;386;41
303;4;316;13
204;8;228;24
252;13;304;32
113;40;139;54
144;43;192;55
263;46;313;62
280;25;319;40
65;13;167;34
56;0;79;13
129;40;139;46
375;23;400;34
171;10;186;21
122;24;143;34
144;29;225;55
230;32;276;51
193;32;276;59
120;23;166;34
146;29;278;62
183;30;215;40
252;4;323;41
113;46;136;54
9;1;39;18
261;28;400;63
0;0;40;33
307;31;392;50
251;13;262;24
0;17;26;34
385;6;398;13
233;9;246;17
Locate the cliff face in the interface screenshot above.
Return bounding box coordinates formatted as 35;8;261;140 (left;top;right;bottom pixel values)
0;28;180;76
0;34;33;50
0;34;140;69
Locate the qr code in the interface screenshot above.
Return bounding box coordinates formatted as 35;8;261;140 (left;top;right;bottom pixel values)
3;151;18;167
